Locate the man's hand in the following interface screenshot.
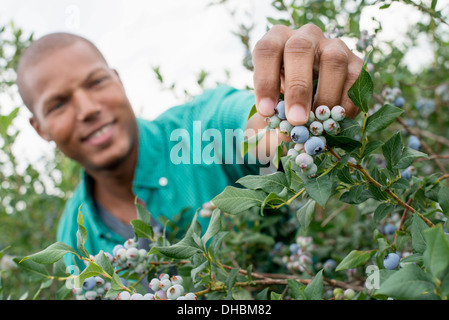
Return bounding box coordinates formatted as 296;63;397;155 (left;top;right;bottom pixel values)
252;23;363;127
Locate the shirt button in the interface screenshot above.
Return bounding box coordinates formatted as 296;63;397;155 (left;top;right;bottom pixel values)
158;177;168;187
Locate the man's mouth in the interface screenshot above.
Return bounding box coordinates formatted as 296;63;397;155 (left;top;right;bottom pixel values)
82;122;115;146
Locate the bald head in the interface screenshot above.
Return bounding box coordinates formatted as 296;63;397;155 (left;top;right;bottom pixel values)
16;32;108;110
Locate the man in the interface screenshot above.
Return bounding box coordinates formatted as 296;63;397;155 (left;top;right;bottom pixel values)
16;23;362;268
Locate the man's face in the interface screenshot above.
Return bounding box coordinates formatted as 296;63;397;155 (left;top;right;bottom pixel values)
24;41;138;172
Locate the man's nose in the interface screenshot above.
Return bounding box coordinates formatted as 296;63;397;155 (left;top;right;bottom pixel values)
73;89;101;121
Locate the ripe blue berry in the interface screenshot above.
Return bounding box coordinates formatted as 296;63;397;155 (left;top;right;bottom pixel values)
304;137;325;156
394;96;405;108
315;105;331;121
401;169;411;180
383;223;396;235
291;125;310;144
383;253;400;270
275;100;286;120
82;277;97;291
408;135;421;150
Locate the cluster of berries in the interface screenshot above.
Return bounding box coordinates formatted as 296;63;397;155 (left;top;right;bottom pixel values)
356;30;374;51
73;274;118;300
266;101;346;178
111;238;149;275
414;98;436;117
146;273;197;300
332;288;356;300
116;274;197;300
381;86;405;108
199;201;216;218
272;236;315;273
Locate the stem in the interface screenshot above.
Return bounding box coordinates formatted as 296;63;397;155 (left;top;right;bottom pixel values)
327;146;435;228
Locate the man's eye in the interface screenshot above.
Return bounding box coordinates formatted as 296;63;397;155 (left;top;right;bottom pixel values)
47;101;66;114
91;76;108;87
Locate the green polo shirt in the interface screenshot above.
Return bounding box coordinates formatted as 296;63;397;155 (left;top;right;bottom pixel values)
57;85;265;268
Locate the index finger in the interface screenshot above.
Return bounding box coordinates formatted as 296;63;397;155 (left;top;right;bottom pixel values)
283;24;325;126
252;25;293;117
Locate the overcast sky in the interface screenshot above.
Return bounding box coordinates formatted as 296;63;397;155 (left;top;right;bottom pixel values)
0;0;444;171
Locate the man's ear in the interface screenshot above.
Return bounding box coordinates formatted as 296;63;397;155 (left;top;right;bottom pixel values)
29;116;51;141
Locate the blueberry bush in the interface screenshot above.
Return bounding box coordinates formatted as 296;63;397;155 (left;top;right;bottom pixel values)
2;0;449;300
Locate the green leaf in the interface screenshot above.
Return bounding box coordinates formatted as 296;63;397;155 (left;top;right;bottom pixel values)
77;261;104;286
226;268;240;291
438;186;449;218
304;269;324;300
94;250;115;277
237;171;289;194
135;199;152;226
201;208;223;245
347;67;373;113
336;249;377;271
287;279;306;300
304;174;333;208
20;242;79;265
14;258;50;280
76;207;90;258
247;104;257;120
325;134;362;152
411;212;430;253
130;220;154;240
365;104;403;133
211;186;267;215
362;140;384;158
373;203;394;224
393;147;428;170
296;199;316;232
376;264;436;300
423;224;449;279
382;132;403;171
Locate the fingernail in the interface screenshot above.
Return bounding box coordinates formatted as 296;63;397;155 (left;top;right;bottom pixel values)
258;98;275;116
288;104;307;124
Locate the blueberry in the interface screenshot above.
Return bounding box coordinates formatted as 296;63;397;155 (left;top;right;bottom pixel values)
394;96;405;108
315;105;331;121
383;253;400;270
408;135;421;150
275;100;286;120
401;169;411;179
167;284;185;300
304;137;325;156
295;153;314;170
305;163;318;178
383;223;396;235
266;114;281;129
290;125;310;144
309;121;323;136
323;118;338;134
330;105;345;121
82;277;97;291
279;120;294;135
289;243;299;255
